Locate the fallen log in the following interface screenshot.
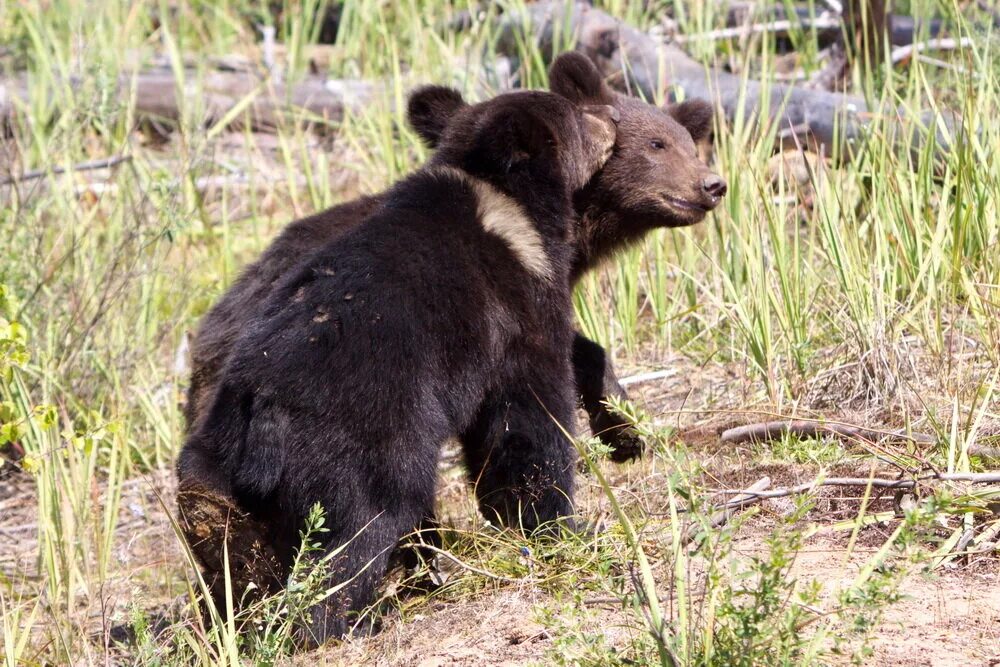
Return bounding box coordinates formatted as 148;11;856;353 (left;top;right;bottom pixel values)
0;69;377;134
724;4;948;49
500;2;959;160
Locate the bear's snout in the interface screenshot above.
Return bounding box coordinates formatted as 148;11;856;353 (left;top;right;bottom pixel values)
702;174;727;200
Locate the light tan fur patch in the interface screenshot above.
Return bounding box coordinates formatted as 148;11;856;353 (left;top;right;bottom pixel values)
434;167;552;279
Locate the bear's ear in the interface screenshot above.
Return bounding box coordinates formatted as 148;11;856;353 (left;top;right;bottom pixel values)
549;52;613;105
476;106;554;173
406;85;468;147
667;98;715;143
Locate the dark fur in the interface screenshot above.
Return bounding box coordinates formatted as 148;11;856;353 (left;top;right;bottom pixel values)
185;58;725;462
185;195;382;432
177;53;726;641
178;87;616;643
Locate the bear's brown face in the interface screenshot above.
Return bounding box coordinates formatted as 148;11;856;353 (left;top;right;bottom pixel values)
596;95;726;227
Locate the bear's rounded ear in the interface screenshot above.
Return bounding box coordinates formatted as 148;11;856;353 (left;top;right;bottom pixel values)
477;106;553;173
549;52;613;105
406;85;468;148
667;98;715;143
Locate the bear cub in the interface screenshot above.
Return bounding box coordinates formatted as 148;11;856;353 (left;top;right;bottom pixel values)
177;86;617;642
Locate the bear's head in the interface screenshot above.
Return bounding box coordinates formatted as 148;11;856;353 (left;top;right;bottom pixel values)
408;53;727;278
407;59;618;197
575;96;724;224
548;54;726;223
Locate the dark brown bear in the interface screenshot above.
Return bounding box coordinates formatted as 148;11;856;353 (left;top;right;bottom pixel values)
178;81;618;643
177;53;726;641
184;56;725;465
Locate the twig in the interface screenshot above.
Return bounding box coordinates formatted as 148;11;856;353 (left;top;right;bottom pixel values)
1;155;131;186
619;369;678;387
720;420;936;446
684;476;771;545
676;15;842;44
954;526;977;556
912;54;974;77
713;472;1000;510
891;37;975;65
0;522;37;535
969;521;1000;554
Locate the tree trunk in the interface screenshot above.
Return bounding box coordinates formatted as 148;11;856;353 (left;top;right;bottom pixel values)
844;0;893;78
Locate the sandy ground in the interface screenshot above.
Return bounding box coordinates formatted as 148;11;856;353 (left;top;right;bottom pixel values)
2;348;998;665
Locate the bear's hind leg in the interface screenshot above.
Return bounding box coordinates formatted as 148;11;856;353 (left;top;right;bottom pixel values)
297;511;411;645
461;367;578;534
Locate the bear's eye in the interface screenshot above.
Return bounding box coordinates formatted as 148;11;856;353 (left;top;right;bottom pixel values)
650;139;665;150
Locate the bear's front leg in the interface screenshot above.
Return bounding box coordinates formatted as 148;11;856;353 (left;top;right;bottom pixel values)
461;365;578;534
571;332;645;462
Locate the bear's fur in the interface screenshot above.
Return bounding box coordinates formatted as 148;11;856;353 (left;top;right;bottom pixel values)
177;52;727;641
184;56;725;465
566;93;724;280
178;83;617;642
547;55;725;457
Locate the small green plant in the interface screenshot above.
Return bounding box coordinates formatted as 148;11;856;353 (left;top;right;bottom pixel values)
240;502;336;663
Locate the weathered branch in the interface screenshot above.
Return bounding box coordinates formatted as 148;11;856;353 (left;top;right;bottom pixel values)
890;37;975;65
0;155;131;186
719;419;936;446
619;369;678;387
969;520;1000;554
714;472;1000;510
0;69;377;134
684;476;771;545
678;16;842;45
723;4;950;48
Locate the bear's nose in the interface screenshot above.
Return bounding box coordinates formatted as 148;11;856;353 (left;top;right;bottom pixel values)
702;175;727;199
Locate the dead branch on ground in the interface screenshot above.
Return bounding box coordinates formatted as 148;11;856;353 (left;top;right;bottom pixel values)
719;420;936;446
0;70;377;134
683;476;771;545
713;472;1000;511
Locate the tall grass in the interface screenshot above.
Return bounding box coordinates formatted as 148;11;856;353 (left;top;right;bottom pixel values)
1;0;998;664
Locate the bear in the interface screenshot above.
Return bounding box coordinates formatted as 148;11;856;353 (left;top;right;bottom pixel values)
176;53;727;636
177;82;619;643
183;55;725;465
